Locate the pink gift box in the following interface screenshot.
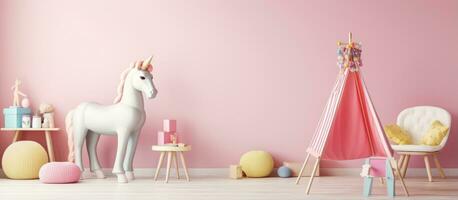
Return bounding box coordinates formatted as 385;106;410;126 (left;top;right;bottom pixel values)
157;131;177;145
163;119;176;132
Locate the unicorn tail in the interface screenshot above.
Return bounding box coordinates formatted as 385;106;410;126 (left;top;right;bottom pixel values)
66;109;75;162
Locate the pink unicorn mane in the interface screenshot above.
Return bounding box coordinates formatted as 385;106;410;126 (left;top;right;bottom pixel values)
113;59;153;103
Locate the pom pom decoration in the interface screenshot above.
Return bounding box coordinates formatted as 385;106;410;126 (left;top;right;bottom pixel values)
337;40;363;70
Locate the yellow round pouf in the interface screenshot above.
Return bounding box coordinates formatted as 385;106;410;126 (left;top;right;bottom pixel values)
2;141;49;179
239;150;274;178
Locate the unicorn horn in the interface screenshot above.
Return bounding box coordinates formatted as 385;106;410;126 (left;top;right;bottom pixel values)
142;55;154;70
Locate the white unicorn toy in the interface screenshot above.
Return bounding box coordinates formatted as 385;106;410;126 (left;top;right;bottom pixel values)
66;56;158;183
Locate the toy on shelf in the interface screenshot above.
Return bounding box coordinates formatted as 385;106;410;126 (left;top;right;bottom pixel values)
39;103;55;128
32;115;42;128
66;55;158;183
229;165;243;179
158;119;178;145
360;157;395;197
11;79;27;107
3;107;31;128
21;98;30;108
3;79;31;128
21;115;31;128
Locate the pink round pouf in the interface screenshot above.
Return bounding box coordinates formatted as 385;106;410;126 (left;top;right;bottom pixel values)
39;162;81;184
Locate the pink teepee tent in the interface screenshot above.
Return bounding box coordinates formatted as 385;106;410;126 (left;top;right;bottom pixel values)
296;33;408;196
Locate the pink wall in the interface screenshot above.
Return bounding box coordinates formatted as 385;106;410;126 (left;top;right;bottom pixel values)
1;0;458;168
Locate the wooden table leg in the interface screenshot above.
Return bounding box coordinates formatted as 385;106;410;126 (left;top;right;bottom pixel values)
165;152;172;183
173;152;180;179
45;131;55;162
154;152;166;181
12;130;21;143
179;152;190;181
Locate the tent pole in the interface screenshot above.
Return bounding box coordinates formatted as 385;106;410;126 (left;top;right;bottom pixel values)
295;152;311;184
305;156;320;195
390;158;409;196
348;32;352;44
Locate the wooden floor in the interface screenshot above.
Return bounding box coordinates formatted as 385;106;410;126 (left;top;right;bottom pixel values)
0;174;457;200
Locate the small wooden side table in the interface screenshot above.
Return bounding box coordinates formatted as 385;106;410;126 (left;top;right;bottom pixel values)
152;145;191;182
1;128;59;162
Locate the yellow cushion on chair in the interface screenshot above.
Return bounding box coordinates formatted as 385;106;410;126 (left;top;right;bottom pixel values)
384;124;412;145
421;120;449;146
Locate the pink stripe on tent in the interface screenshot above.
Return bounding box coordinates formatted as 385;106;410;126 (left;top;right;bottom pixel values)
316;69;348;154
309;70;346;151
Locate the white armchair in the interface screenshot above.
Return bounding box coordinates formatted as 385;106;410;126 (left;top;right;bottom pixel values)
391;106;451;182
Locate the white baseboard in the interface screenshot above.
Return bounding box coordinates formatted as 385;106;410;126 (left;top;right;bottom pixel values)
88;167;458;178
1;168;458;178
92;168;226;177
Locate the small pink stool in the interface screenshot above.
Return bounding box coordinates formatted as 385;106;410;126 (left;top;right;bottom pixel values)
39;162;81;184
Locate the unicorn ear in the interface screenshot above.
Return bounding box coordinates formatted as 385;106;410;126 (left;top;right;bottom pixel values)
147;64;153;72
135;60;143;69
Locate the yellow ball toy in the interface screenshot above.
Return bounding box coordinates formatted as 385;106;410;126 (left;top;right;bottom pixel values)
239;151;274;178
2;141;49;179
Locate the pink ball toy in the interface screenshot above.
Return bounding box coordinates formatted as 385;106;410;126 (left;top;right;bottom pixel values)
21;98;30;108
39;162;81;184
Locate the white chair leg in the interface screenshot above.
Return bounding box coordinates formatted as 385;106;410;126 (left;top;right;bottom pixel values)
398;155;405;169
424;155;433;182
432;153;446;178
401;155;410;178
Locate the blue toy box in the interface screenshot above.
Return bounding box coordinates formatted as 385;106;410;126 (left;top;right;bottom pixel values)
3;107;32;128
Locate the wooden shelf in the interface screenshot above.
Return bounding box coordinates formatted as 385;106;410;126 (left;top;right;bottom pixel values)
1;128;60;131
